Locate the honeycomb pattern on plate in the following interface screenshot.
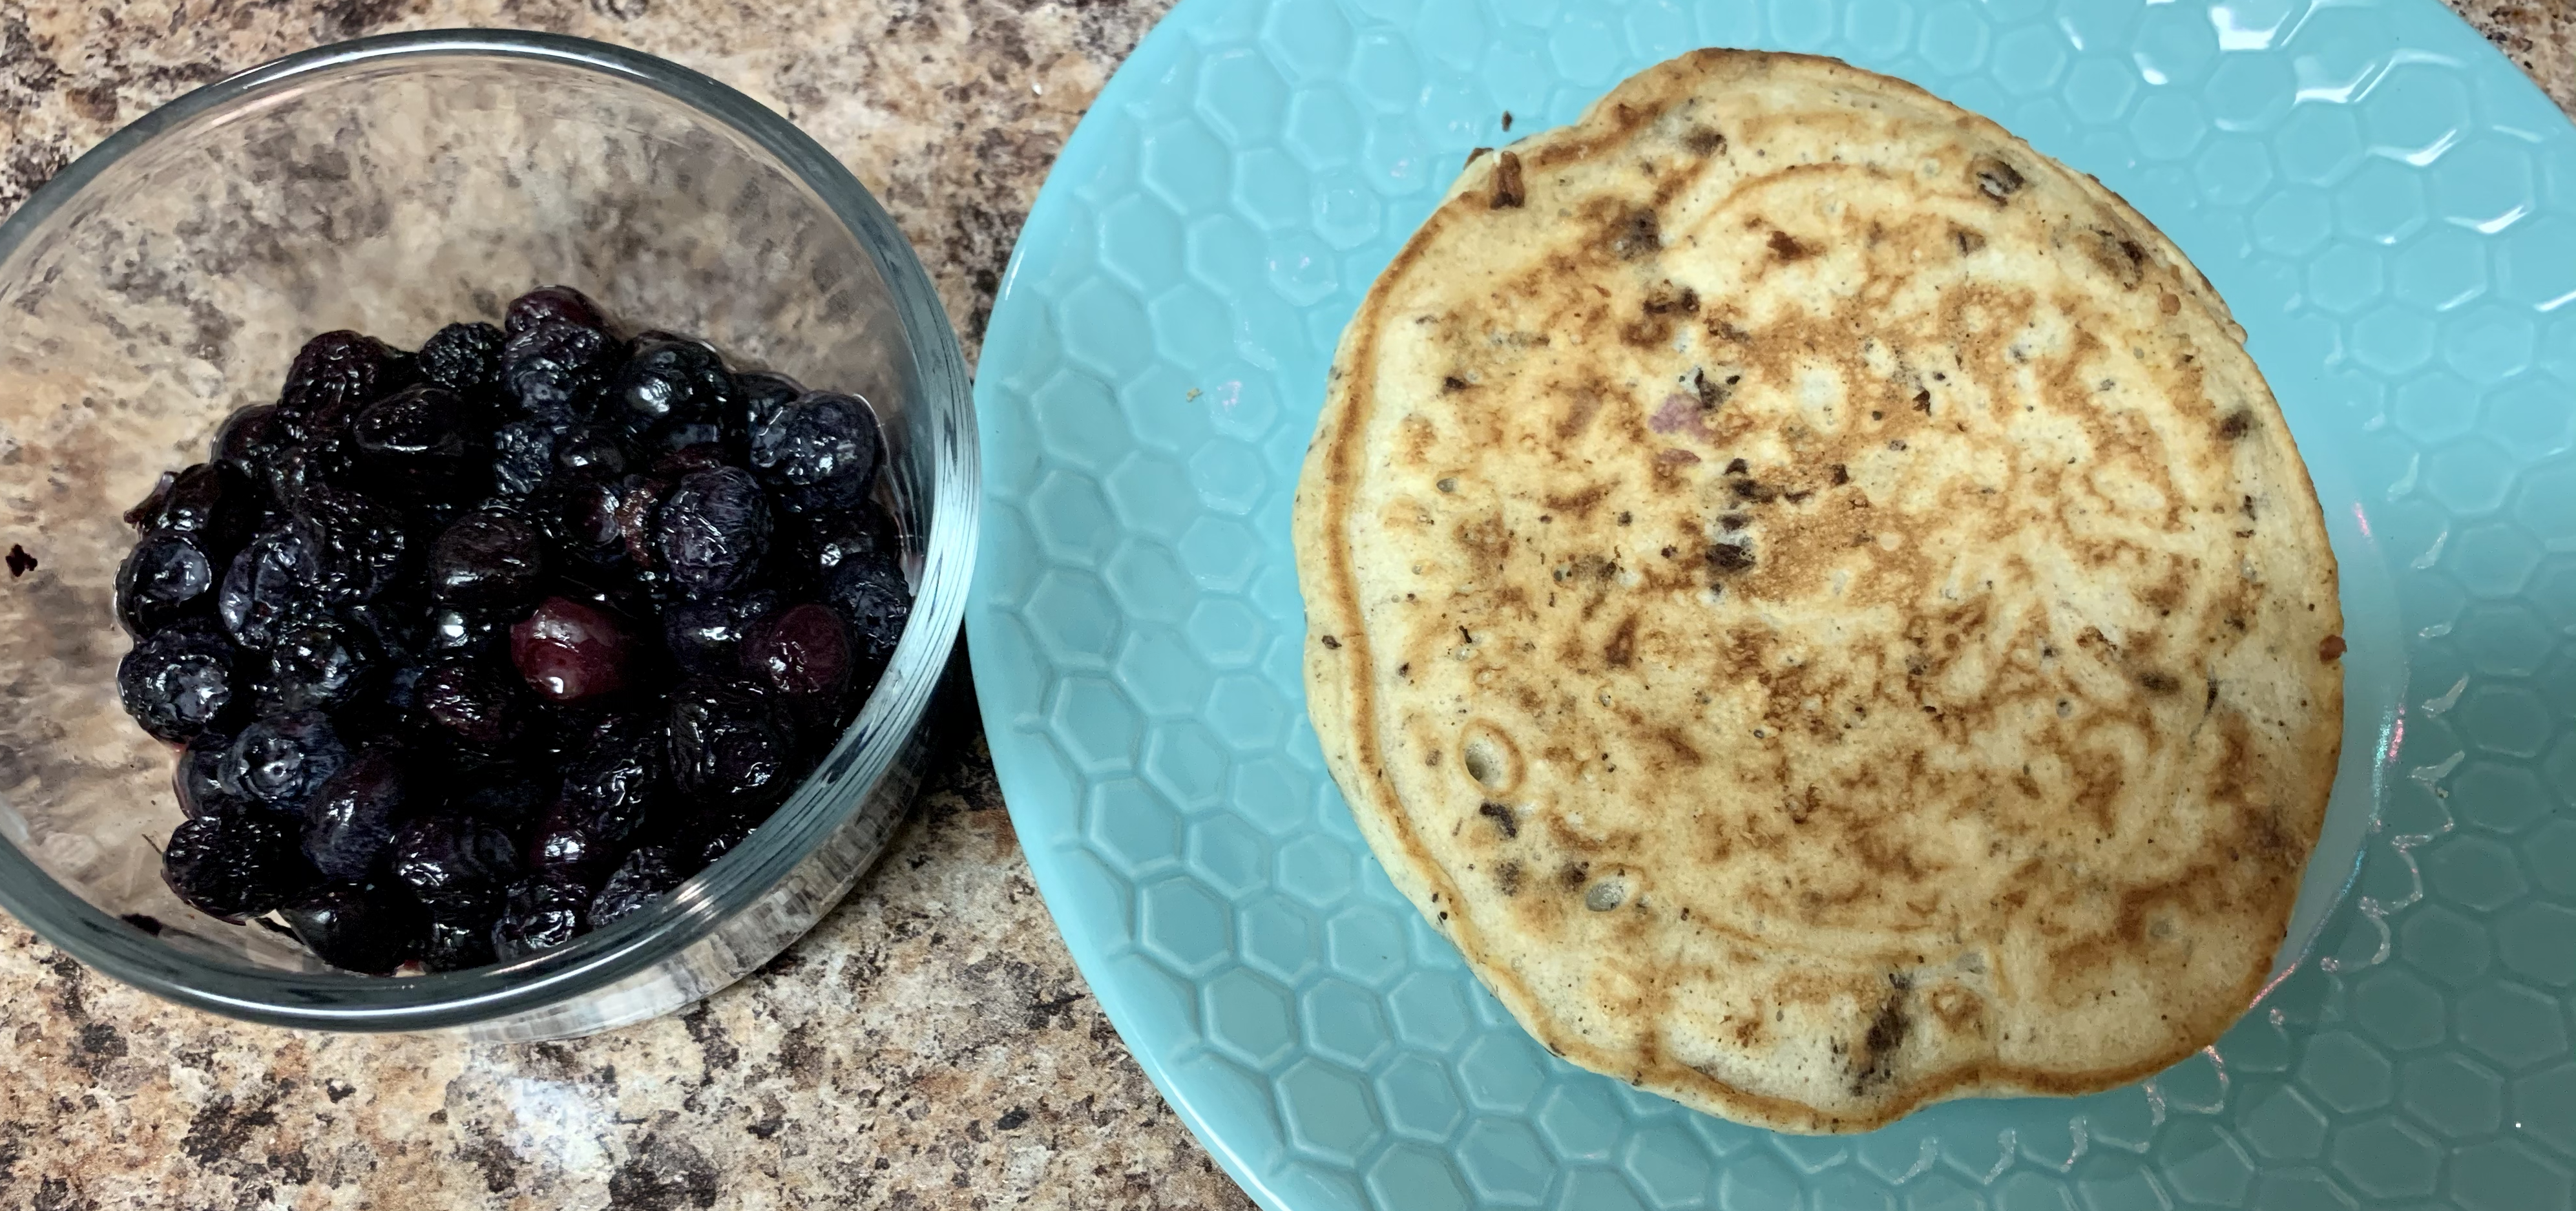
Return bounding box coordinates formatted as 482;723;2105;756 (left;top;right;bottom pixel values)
968;0;2576;1206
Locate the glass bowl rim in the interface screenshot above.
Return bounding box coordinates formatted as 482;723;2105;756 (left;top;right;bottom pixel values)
0;27;978;1031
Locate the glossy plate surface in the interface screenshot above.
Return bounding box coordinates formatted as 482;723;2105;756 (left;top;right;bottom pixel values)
970;0;2576;1206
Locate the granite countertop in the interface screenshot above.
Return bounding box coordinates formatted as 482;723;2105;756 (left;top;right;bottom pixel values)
0;2;2566;1208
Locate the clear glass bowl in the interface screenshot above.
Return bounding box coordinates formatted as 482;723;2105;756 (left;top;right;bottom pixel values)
0;30;975;1039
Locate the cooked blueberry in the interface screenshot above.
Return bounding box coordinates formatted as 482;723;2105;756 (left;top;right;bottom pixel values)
745;603;852;704
524;800;613;885
504;286;609;336
736;372;804;437
555;712;665;850
417;321;505;399
142;462;259;556
551;424;636;479
267;615;383;713
655;467;770;598
280;881;421;974
421;916;497;972
276;331;410;440
535;476;628;567
490;874;590;960
692;817;756;868
509;595;635;702
390;814;522;917
126;300;917;978
653;444;731;478
501;321;621;419
301;743;410;879
118;621;240;744
490;419;563;497
124;472;176;531
589;846;683;929
611;335;737;443
824;556;911;673
212;403;288;479
351;384;480;490
428;507;549;611
662;585;781;677
216;528;320;651
424;605;505;655
446;761;550;831
667;677;799;808
613;474;672;567
292;485;409;604
748;391;881;515
115;531;217;635
801;507;899;578
162;803;311;921
175;730;235;818
342;598;422;663
416;656;534;750
264;434;355;507
223;709;350;815
550;569;659;633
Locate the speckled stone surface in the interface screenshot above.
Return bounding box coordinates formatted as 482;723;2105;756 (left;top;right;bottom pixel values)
0;1;2564;1208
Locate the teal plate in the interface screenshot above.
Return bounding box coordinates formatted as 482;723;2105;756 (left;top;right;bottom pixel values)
968;0;2576;1206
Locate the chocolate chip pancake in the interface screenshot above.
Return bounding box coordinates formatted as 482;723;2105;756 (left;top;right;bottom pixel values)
1292;48;2344;1133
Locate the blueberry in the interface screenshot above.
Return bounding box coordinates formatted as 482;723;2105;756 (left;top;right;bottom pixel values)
490;419;563;497
141;462;259;556
824;556;911;674
589;846;683;929
550;423;636;479
212;404;289;481
524;800;614;886
744;603;852;705
735;372;803;438
502;321;621;419
490;874;591;960
276;331;411;441
389;814;522;918
115;531;218;636
291;485;409;605
280;881;421;974
655;467;771;598
421;916;497;972
416;656;535;751
301;743;411;879
666;677;800;809
174;730;235;818
445;762;549;832
118;621;240;744
534;475;628;568
162;803;312;921
509;595;636;703
266;615;384;713
504;286;609;337
691;817;756;868
217;528;320;651
428;507;550;611
416;321;505;400
264;434;356;509
662;586;782;677
351;384;481;490
611;335;737;445
223;709;350;815
613;474;673;568
555;712;665;850
748;390;881;516
424;604;505;656
799;506;899;578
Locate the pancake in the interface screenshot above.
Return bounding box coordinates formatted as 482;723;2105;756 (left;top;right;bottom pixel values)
1291;49;2343;1133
